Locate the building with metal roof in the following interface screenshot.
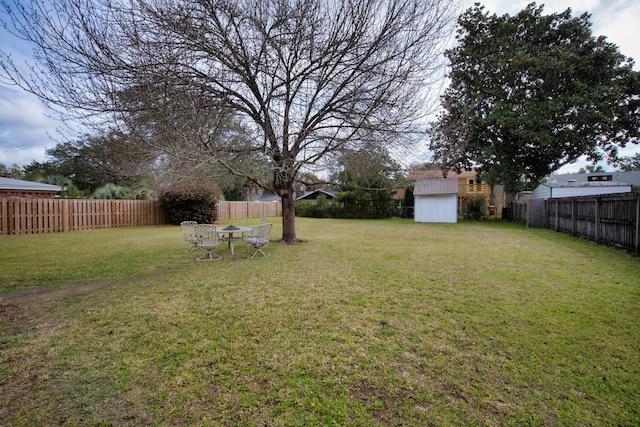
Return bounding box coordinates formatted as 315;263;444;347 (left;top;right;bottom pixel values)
0;177;62;199
413;178;458;223
533;173;634;199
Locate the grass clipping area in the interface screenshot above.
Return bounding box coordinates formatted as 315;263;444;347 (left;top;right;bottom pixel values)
1;218;639;425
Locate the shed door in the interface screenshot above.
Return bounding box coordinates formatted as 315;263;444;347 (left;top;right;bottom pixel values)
414;195;457;223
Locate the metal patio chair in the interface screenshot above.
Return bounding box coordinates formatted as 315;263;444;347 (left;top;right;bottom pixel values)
243;223;273;258
244;218;269;240
180;221;199;252
194;224;223;261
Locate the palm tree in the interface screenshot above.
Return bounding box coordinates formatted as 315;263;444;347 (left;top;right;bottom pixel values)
38;175;84;198
92;183;133;199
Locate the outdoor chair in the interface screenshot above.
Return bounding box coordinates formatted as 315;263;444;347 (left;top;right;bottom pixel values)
243;223;273;258
244;218;269;239
180;221;199;252
194;224;223;261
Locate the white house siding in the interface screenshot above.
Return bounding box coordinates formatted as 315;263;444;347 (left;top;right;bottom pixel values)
414;194;458;223
531;184;552;199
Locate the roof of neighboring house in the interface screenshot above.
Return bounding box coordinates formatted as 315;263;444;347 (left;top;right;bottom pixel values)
414;178;458;196
295;189;338;201
408;169;477;181
0;177;62;192
392;187;406;200
258;191;281;202
550;171;640;187
531;180;632;199
540;181;631;189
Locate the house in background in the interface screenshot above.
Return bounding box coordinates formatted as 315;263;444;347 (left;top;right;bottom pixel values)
408;169;504;215
532;173;633;199
240;187;281;202
0;176;62;199
295;189;338;203
257;191;281;202
413;178;458;223
549;171;640;190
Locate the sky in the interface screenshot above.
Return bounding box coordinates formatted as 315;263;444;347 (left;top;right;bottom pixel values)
0;0;638;173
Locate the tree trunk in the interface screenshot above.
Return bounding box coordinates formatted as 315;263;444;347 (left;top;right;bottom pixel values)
280;190;297;244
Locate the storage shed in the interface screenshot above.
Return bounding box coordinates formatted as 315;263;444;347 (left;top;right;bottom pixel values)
414;178;458;223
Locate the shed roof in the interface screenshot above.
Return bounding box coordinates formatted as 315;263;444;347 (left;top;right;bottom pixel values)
0;177;62;192
414;178;458;196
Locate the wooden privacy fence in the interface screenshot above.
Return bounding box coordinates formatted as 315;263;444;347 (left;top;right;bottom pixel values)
0;198;282;235
217;201;282;221
508;192;640;254
0;199;166;235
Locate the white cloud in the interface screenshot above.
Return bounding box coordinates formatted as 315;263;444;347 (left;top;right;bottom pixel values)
0;89;52;129
591;1;640;66
0;144;48;168
0;86;60;167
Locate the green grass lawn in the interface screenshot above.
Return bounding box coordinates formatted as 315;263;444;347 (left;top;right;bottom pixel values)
1;218;638;426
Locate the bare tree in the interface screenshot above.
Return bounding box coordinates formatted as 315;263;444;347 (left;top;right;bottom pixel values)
1;0;456;243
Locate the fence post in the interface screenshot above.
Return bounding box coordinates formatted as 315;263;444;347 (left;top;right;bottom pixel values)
6;199;13;234
635;193;639;256
571;199;576;236
61;199;69;232
594;197;600;244
0;198;6;235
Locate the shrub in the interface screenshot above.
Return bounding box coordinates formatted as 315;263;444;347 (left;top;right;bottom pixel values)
401;185;414;218
295;191;399;219
465;195;486;220
158;182;219;225
295;195;340;218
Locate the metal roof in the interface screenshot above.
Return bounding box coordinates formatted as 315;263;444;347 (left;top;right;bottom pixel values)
531;181;632;199
0;177;62;192
414;178;458;196
542;182;630;188
550;171;640;187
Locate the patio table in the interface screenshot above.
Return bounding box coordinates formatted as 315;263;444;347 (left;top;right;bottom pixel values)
216;225;252;256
